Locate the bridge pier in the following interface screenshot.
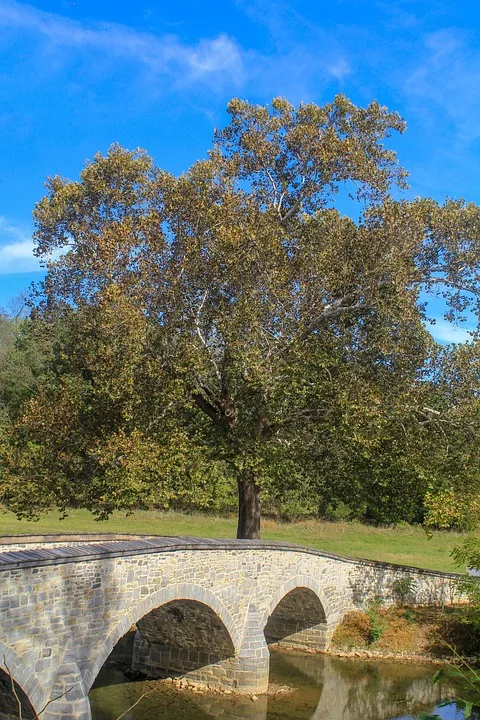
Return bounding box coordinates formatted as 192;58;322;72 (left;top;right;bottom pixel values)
43;662;91;720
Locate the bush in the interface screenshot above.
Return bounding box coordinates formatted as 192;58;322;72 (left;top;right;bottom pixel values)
331;611;372;648
424;489;480;532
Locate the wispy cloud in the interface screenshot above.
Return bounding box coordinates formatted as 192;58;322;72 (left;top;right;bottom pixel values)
234;0;352;99
406;28;480;144
327;58;351;82
0;0;355;105
0;0;245;86
426;318;473;345
0;218;41;275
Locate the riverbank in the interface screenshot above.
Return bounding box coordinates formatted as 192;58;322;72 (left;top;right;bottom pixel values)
331;605;480;663
0;508;468;572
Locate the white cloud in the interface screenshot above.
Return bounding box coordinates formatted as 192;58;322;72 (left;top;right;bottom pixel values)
0;217;41;275
327;58;352;82
0;0;244;86
426;318;473;345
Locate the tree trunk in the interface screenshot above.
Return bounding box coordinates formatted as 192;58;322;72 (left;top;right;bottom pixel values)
236;473;261;539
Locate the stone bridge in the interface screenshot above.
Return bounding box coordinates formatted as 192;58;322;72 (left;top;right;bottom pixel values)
0;534;461;720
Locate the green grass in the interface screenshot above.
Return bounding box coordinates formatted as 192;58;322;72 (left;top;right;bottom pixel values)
0;508;466;573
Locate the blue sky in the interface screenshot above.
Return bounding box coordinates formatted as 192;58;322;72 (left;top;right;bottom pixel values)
0;0;478;343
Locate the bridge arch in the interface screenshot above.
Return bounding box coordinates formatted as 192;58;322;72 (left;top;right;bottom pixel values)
263;574;336;626
0;640;43;718
84;583;240;692
263;575;337;651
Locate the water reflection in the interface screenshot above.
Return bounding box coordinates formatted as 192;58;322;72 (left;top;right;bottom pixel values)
89;648;460;720
277;652;452;719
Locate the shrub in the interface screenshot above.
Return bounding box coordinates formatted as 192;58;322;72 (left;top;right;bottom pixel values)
366;599;386;643
331;611;372;648
392;575;417;605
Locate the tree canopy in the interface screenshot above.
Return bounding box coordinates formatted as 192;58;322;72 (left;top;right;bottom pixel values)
3;95;480;537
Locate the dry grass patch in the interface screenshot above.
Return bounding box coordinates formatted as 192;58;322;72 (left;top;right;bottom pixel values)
332;606;480;659
331;610;372;648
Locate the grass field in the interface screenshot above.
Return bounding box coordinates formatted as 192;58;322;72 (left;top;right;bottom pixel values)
0;508;467;572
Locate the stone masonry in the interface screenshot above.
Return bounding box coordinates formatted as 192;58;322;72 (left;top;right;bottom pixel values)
0;534;464;720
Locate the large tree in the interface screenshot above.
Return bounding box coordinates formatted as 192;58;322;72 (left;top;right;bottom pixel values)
5;96;480;537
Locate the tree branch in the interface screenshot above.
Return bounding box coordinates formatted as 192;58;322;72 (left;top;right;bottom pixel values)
299;295;371;341
114;690;155;720
192;392;222;424
195;291;222;381
2;654;74;720
264;167;279;208
280;195;303;223
422;275;479;296
37;688;74;717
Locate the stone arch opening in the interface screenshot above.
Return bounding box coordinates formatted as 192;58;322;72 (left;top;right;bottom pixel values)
0;668;37;720
132;599;236;680
86;585;241;695
264;586;328;650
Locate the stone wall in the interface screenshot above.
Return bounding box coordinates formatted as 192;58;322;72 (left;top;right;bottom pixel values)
348;559;462;607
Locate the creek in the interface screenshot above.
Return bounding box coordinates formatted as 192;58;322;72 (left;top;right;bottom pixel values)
89;647;464;720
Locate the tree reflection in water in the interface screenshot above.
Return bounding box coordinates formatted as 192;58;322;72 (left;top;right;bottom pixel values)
87;637;460;720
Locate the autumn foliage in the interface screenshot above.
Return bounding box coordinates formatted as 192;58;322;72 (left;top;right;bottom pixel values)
1;95;480;537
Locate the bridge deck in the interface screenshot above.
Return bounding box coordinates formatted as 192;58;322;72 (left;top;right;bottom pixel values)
0;534;460;577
